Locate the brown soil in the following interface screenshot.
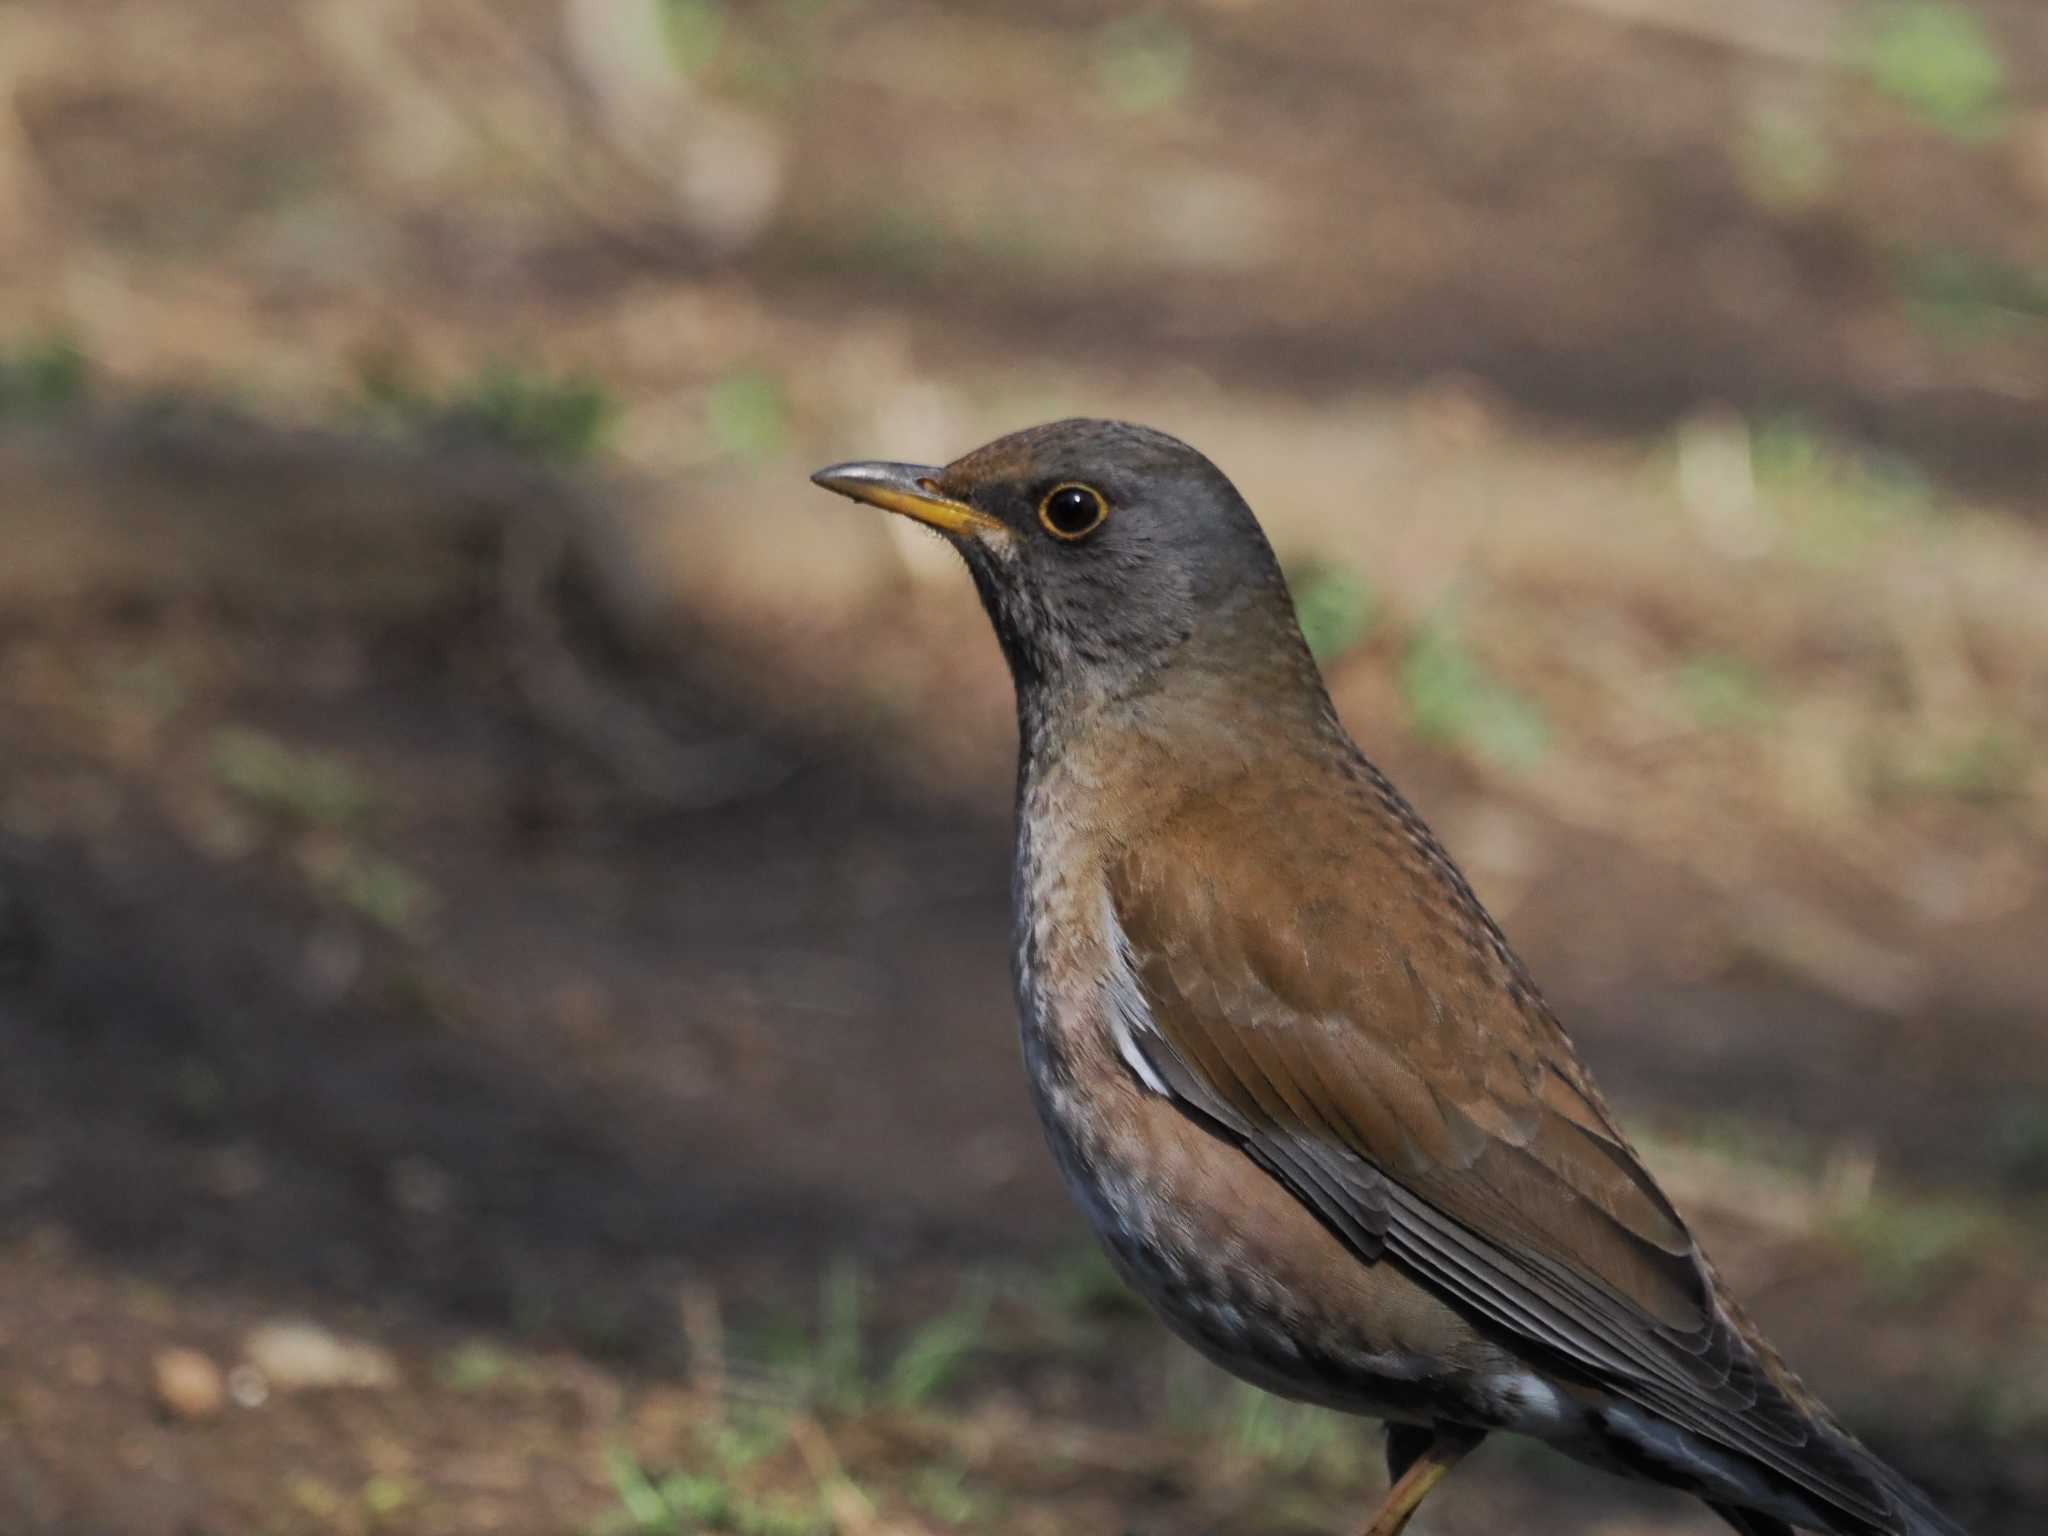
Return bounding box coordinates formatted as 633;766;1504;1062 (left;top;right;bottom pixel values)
2;3;2046;1533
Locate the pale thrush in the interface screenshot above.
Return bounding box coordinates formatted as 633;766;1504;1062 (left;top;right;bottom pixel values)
812;419;1967;1536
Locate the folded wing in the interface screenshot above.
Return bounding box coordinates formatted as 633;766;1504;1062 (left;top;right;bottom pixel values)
1107;775;1896;1529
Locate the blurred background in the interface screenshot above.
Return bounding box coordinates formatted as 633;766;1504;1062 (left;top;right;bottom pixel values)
1;1;2045;1533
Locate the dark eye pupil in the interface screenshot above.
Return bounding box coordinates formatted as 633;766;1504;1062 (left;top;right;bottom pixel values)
1046;487;1100;535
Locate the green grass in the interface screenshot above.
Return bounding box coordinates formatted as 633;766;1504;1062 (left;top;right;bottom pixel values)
705;1408;794;1473
324;849;437;935
362;1474;417;1519
657;0;826;101
1040;1243;1143;1321
209;727;372;826
436;1341;515;1392
907;1462;1001;1526
600;1449;827;1536
1891;245;2048;342
354;360;618;463
885;1279;993;1406
796;1261;999;1411
815;1257;866;1410
1288;560;1377;663
1854;1;2007;141
1398;614;1548;768
1749;415;1934;559
0;335;90;418
1874;725;2032;805
1224;1382;1352;1476
832;208;952;283
1833;1195;1998;1303
659;0;728;75
209;726;442;934
1673;653;1776;731
706;371;790;464
1092;15;1195;116
1734;100;1834;212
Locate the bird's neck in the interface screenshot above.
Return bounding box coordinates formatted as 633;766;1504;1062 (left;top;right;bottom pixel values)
1012;639;1344;830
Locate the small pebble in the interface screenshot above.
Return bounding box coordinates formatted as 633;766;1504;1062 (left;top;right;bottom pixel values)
245;1321;398;1391
153;1347;226;1422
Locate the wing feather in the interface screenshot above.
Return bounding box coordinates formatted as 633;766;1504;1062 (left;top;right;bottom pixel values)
1106;786;1897;1528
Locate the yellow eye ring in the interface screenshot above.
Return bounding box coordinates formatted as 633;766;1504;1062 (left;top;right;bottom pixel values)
1038;483;1109;541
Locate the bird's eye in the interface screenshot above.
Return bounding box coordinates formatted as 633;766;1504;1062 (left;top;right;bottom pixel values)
1038;483;1109;541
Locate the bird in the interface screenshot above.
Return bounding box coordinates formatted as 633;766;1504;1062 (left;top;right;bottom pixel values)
811;419;1968;1536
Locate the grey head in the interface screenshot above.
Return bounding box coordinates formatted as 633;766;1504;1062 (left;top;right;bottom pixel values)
811;418;1321;714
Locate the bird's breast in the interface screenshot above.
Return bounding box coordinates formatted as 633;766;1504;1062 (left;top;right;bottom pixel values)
1006;769;1517;1425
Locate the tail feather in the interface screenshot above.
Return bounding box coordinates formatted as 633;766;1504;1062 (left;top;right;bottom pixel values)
1710;1503;1794;1536
1592;1395;1969;1536
1786;1432;1970;1536
1863;1450;1971;1536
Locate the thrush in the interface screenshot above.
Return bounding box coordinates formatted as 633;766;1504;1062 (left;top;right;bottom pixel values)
812;419;1967;1536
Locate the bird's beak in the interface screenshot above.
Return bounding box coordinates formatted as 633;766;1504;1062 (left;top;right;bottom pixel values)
809;461;1008;540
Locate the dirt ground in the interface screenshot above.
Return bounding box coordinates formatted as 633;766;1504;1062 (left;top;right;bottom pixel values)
2;3;2046;1534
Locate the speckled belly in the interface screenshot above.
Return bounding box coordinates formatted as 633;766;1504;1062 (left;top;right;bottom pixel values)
1020;1025;1517;1428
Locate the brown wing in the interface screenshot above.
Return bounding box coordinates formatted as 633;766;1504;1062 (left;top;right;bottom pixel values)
1106;764;1895;1527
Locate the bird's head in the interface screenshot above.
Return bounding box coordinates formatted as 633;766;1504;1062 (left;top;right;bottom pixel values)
812;418;1320;714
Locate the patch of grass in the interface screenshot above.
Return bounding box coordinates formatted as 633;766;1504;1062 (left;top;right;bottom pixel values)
355;359;618;463
816;1256;866;1410
1398;615;1548;769
706;1407;794;1472
331;850;437;935
1160;1343;1218;1434
707;370;790;464
1832;1196;1997;1302
1749;415;1934;558
837;208;951;283
562;1292;643;1361
289;1476;346;1520
790;1261;996;1411
1734;100;1834;212
1654;1113;1825;1180
1288;560;1378;663
294;836;439;937
436;1341;514;1392
726;1313;816;1381
908;1462;1001;1526
1673;653;1776;731
210;727;371;826
1854;1;2007;140
361;1474;416;1519
1092;15;1195;116
1926;729;2032;803
601;1449;826;1536
1225;1382;1351;1476
1042;1244;1142;1321
659;0;728;75
0;335;90;418
886;1278;993;1406
1874;726;2031;804
1891;245;2048;342
725;40;805;106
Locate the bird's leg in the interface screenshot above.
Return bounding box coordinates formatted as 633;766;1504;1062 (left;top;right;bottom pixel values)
1383;1423;1436;1485
1360;1425;1485;1536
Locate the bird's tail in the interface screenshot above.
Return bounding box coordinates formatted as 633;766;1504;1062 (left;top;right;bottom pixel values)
1847;1436;1972;1536
1707;1419;1969;1536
